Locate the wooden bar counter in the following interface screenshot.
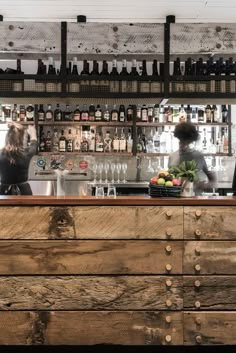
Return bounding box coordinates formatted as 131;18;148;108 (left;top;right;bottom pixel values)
0;195;236;346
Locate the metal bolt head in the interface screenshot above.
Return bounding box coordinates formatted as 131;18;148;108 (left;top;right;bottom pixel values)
166;299;172;307
165;245;172;254
165;335;172;343
195;300;201;308
195;335;202;344
165;315;172;324
195;264;201;272
165;279;172;287
194;280;201;288
166;263;172;272
195;210;202;218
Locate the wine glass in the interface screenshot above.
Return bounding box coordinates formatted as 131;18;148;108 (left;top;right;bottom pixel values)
121;162;128;183
104;162;110;184
110;162;116;183
91;163;98;184
147;158;154;173
116;162;122;183
97;163;103;184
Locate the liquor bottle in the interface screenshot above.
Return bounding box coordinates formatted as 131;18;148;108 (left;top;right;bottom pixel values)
66;129;73;152
90;60;99;91
147;105;154;123
13;59;24;92
159;105;165;123
221;105;228;123
81;104;89;121
153;127;160;153
212;105;219;123
110;59;120;93
88;128;95;152
39;129;46;152
120;59;129;93
95;131;104;152
80;60;90;75
130;59;139;92
63;104;73;121
136;128;144;153
196;58;207;92
141;104;148;122
205;104;212;123
191;107;198;123
35;59;45;92
228;57;235;93
103;104;110;122
140;59;150;93
151;59;161;93
54;103;62;121
153;104;160;122
26;104;34;122
45;104;53;121
104;131;112;153
202;128;208;152
69;57;80;93
119;128;127;152
3;105;11;122
0;104;4;123
127;105;133;122
45;131;52;152
113;128;120;152
173;57;184;92
179;104;187;122
87;104;95;121
80;60;90;92
95;104;102;121
73;105;81;121
166;105;173;123
12;104;18;121
127;129;133;153
166;126;173;153
197;107;205;123
136;104;142;122
80;127;89;152
38;104;45;121
19;105;26;122
184;57;195;92
141;128;147;153
59;130;66;152
111;104;119;122
186;104;192;122
67;61;72;75
73;129;81;152
119;104;126;122
146;128;154;153
100;60;110;92
159;127;167;153
46;57;57;92
52;129;59;153
223;127;229;154
207;57;216;93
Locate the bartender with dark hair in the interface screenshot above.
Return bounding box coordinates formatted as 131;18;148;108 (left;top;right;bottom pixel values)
0;122;37;195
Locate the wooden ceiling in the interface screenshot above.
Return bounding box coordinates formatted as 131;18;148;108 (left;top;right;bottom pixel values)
1;0;236;23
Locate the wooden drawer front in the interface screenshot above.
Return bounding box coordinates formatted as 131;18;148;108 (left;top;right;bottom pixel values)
0;240;183;275
184;312;236;345
183;276;236;310
0;276;183;310
184;241;236;274
73;206;183;239
0;311;183;345
184;206;236;240
0;206;183;240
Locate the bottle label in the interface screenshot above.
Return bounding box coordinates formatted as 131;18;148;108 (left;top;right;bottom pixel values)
73;113;80;121
113;140;119;151
46;112;53;120
119;140;126;152
38;112;45;121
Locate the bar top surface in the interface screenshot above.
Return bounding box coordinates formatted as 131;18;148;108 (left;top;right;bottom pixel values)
0;195;236;206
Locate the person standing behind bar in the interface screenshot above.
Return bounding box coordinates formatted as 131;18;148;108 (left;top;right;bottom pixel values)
168;122;216;195
0;122;37;195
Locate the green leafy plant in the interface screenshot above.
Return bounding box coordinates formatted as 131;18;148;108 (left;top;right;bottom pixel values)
169;160;198;183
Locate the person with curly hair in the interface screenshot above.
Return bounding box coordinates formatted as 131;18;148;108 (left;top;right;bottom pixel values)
168;121;216;195
0;122;37;195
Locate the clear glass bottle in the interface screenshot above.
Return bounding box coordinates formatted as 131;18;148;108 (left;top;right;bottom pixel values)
59;129;66;152
104;131;112;152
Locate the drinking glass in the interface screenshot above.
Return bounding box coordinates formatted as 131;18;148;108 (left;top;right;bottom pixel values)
110;162;116;183
95;185;105;197
91;163;98;183
147;158;154;173
116;162;122;183
107;184;116;198
97;163;103;184
121;162;128;183
104;162;110;183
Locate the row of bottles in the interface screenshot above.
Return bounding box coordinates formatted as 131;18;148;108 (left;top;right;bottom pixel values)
39;126;133;154
171;57;236;93
0;103;228;124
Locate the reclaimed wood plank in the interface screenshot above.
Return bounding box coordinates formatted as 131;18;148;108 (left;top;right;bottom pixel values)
184;206;236;240
184;312;236;345
184;276;236;310
184;241;236;274
170;23;236;56
0;311;183;345
0;22;60;56
0;276;183;311
0;240;183;275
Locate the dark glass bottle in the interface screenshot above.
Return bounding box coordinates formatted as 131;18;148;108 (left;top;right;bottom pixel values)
54;103;62;121
63;104;73;121
119;104;126;122
38;104;45;121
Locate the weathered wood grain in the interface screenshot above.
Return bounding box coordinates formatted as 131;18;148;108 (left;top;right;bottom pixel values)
184;206;236;240
73;206;183;239
184;276;236;310
184;312;236;345
0;276;183;311
0;240;183;275
170;24;236;56
184;241;236;274
67;23;164;58
0;22;60;56
0;206;183;239
0;311;183;345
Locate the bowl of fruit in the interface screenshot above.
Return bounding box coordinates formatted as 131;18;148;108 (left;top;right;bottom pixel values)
149;170;182;197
